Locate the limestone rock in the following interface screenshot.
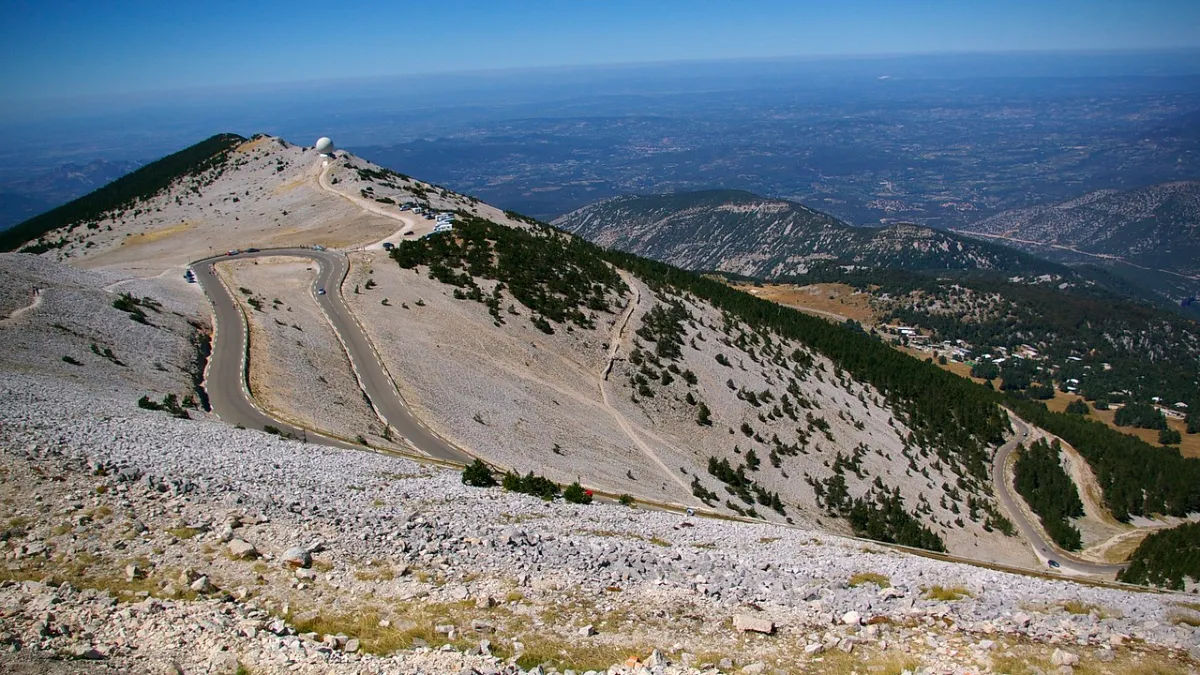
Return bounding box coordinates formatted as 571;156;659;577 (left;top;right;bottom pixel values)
733;613;775;634
282;546;312;569
227;538;258;560
1051;648;1080;666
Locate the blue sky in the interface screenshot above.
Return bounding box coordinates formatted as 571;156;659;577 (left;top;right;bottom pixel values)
3;0;1199;104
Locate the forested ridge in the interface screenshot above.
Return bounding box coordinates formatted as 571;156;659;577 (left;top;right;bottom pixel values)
1005;396;1200;521
1012;439;1084;550
597;227;1200;528
391;215;626;332
1;133;246;252
1116;522;1200;589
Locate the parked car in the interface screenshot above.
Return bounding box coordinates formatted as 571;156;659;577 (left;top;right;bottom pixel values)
246;247;260;253
1048;560;1061;569
317;288;326;295
226;249;239;256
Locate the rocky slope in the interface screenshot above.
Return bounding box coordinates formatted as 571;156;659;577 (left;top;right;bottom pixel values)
960;181;1200;279
553;190;1062;279
3;350;1199;674
0;136;1041;566
1;140;1199;672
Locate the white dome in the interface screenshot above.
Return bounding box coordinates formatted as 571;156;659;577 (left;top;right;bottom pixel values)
314;137;335;155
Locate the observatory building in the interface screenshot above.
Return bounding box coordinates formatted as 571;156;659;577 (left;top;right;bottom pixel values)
315;137;336;156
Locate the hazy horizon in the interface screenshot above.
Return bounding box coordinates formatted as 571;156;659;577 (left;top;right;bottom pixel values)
5;0;1200;105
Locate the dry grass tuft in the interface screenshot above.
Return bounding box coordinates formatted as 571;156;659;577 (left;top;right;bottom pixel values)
287;601;476;655
847;571;890;588
806;651;922;675
1168;610;1200;628
167;526;200;540
923;585;972;601
1060;599;1120;618
510;639;654;673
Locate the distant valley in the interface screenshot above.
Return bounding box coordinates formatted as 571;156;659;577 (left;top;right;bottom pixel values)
0;158;140;230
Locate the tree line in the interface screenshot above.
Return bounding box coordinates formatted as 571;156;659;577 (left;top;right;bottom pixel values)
1005;395;1200;521
1012;438;1084;550
1117;521;1200;589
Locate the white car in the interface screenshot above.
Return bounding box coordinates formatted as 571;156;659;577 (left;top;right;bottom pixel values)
317;288;326;296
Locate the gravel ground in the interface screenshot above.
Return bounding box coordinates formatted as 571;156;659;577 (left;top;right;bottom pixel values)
1;366;1199;674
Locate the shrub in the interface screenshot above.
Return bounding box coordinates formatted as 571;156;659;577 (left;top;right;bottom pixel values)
715;353;731;367
1065;399;1090;415
696;402;712;426
462;459;496;487
618;494;635;507
1160;427;1182;445
502;471;559;500
1114;401;1167;430
563;481;593;505
62;355;83;366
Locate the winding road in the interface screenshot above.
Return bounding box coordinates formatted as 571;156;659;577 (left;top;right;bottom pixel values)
193;248;472;465
992;417;1126;577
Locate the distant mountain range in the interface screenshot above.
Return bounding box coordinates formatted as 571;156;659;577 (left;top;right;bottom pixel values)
553;189;1066;278
957;181;1200;280
0;159;140;230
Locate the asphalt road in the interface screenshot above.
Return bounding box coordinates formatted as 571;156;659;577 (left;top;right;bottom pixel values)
992;417;1127;577
193;248;472;465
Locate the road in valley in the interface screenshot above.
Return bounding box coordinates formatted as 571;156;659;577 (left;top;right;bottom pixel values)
992;417;1127;578
193;248;472;465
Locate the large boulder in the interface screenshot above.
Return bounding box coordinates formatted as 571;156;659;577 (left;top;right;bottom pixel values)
732;613;775;634
281;547;312;569
1051;649;1080;666
227;539;258;560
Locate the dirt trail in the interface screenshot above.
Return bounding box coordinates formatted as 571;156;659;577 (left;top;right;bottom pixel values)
3;289;43;322
102;268;175;293
595;272;694;498
602;272;640;381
